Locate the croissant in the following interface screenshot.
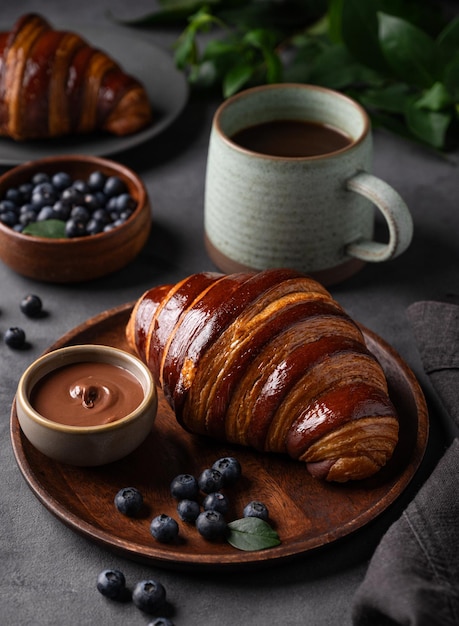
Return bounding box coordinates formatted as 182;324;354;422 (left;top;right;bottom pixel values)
126;269;399;482
0;13;152;140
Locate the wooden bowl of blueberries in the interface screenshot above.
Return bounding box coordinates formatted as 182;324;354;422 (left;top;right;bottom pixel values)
0;155;151;282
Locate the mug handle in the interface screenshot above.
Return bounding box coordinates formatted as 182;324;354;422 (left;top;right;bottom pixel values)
345;171;413;262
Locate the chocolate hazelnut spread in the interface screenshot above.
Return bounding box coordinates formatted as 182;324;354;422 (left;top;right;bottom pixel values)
30;361;144;427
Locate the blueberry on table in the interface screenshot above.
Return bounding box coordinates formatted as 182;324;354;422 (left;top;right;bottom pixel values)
132;579;166;614
4;327;26;349
20;294;43;318
212;456;242;486
203;492;229;515
150;514;179;543
195;510;228;540
177;499;200;523
170;473;199;500
114;487;144;517
243;500;269;521
96;569;126;600
198;468;224;493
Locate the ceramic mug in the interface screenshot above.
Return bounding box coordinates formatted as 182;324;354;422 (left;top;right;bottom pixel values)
204;83;413;285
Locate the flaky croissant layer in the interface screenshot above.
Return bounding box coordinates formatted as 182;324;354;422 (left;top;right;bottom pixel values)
126;269;399;482
0;13;152;140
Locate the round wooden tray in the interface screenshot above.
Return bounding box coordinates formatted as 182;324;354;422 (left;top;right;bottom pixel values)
10;303;429;571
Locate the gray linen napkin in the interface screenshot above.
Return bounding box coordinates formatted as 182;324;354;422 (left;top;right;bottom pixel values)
352;301;459;626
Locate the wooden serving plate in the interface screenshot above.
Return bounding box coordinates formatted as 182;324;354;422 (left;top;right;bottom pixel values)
10;304;429;571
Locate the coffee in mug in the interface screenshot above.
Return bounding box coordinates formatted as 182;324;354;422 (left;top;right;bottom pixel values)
204;83;413;285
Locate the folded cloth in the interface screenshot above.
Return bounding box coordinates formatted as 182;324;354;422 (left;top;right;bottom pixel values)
352;301;459;626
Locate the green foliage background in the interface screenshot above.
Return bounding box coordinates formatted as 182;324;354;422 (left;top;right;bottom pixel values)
118;0;459;150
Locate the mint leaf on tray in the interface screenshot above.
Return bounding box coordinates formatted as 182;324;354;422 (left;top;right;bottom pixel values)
227;517;281;552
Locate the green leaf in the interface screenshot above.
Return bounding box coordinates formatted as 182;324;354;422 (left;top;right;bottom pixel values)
305;44;382;90
358;83;415;115
405;99;452;148
378;12;436;87
223;63;254;97
416;82;453;112
226;517;281;551
436;15;459;56
443;52;459;100
174;29;199;68
22;219;67;239
339;0;388;73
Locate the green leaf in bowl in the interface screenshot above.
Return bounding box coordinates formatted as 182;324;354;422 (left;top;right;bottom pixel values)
22;219;67;239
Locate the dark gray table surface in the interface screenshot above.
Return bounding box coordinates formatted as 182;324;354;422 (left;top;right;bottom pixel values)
1;2;457;625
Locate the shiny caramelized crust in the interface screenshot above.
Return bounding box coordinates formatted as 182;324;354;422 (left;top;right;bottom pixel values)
0;13;152;140
126;269;399;482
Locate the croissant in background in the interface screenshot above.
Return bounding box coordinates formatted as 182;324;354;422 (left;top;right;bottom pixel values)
0;13;152;140
126;269;399;482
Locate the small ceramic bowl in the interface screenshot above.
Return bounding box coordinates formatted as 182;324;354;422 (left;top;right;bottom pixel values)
0;155;151;283
16;344;157;466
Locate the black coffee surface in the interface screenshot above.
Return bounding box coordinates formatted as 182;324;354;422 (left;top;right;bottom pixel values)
231;119;352;157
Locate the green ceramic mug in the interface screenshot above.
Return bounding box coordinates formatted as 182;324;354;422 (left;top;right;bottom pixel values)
204;83;413;285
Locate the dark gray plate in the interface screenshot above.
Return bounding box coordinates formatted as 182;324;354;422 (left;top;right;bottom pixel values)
0;25;189;165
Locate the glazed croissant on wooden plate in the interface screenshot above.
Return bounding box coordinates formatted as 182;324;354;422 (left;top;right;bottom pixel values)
0;13;152;140
126;269;399;482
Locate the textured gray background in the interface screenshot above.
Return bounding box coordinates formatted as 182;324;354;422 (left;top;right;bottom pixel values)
0;2;457;625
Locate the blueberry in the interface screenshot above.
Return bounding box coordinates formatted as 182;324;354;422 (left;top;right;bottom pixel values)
177;499;200;523
104;175;127;197
243;500;269;521
91;208;111;225
52;200;71;221
37;206;55;221
106;196;119;212
195;510;228;541
203;492;229;515
51;171;72;190
86;218;104;235
212;457;242;486
170;473;199;500
82;193;100;211
132;579;166;614
20;294;43;318
32;182;56;204
5;188;21;204
0;199;17;212
150;514;179;543
31;172;50;185
114;487;144;517
19;182;33;201
19;209;38;226
65;218;87;238
72;179;90;194
198;468;224;493
87;170;107;192
148;619;175;626
0;210;18;227
94;191;107;207
116;193;136;212
61;186;84;206
96;569;126;600
4;327;26;348
70;205;90;222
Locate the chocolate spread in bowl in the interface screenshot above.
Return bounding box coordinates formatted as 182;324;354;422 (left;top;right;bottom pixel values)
30;361;144;427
